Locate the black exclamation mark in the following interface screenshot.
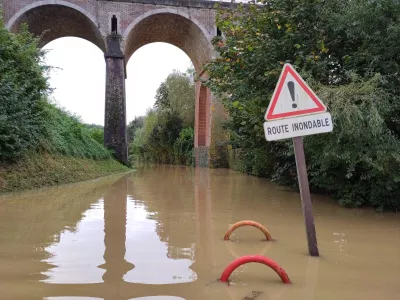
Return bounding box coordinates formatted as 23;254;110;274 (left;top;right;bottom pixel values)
287;81;297;109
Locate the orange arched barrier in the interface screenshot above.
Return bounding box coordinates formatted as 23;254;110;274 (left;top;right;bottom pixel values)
223;220;272;241
220;255;291;284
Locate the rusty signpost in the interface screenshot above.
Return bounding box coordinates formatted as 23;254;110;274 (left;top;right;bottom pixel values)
263;63;334;256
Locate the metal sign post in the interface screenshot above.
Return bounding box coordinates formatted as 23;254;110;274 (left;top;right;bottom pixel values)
293;136;319;256
263;63;333;256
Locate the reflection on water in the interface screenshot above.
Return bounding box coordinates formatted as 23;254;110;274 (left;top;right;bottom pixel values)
45;298;101;300
45;298;185;300
42;200;105;283
0;166;399;300
123;201;196;284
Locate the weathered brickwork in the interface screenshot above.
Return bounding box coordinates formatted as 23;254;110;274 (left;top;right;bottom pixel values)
195;146;209;168
104;36;128;164
3;0;98;24
3;0;237;166
197;85;208;147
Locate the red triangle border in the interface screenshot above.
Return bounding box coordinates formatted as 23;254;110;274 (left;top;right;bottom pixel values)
266;65;325;120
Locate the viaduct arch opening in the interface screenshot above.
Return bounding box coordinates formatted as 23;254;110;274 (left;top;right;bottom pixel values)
7;1;105;51
6;2;215;166
124;10;213;167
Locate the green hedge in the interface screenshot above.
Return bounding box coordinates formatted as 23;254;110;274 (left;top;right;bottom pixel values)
0;15;111;162
205;0;400;211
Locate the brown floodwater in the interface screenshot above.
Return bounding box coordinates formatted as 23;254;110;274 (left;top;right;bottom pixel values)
0;166;399;300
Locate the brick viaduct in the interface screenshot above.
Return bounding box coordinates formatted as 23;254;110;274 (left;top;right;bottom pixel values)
1;0;236;167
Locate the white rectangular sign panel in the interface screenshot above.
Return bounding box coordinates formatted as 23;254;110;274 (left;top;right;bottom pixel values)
264;112;333;141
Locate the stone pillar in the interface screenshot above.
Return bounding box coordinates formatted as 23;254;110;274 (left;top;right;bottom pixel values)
104;35;128;165
194;82;211;167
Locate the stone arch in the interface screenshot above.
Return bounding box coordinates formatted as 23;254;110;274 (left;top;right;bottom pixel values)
123;9;213;166
6;0;106;51
123;8;213;73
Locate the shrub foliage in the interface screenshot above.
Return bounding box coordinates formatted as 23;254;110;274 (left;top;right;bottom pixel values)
204;0;400;211
129;70;195;166
0;16;111;162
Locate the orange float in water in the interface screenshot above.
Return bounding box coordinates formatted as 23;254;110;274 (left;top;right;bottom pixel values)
223;220;272;241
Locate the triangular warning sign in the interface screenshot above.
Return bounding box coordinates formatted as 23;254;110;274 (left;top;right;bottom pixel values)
265;64;326;121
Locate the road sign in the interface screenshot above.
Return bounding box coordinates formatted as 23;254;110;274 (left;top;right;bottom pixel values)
264;112;333;141
265;64;326;121
262;63;335;257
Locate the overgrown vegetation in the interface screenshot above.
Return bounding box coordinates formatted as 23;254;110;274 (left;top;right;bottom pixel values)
127;116;144;143
0;14;127;192
0;21;49;162
0;16;112;162
85;123;105;145
129;70;195;166
39;102;111;159
205;0;400;211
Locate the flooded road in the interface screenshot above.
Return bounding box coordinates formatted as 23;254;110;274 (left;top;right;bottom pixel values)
0;166;399;300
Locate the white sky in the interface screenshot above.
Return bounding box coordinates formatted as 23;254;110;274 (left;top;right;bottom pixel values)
43;38;192;126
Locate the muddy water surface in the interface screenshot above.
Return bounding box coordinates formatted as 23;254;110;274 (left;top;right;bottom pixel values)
0;166;399;300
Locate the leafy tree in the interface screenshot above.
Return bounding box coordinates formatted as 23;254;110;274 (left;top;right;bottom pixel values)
129;127;147;164
154;70;195;127
155;82;170;110
204;0;400;211
127;116;145;143
306;74;400;210
128;109;158;164
129;69;195;166
148;111;183;163
174;127;194;166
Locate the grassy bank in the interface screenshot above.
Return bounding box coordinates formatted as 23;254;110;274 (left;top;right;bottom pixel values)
0;152;129;194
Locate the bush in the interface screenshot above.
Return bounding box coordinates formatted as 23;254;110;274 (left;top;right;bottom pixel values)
86;125;105;145
129;69;195;167
0;20;49;162
205;0;400;211
0;15;112;163
306;75;400;211
40;103;111;159
174;127;194;166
